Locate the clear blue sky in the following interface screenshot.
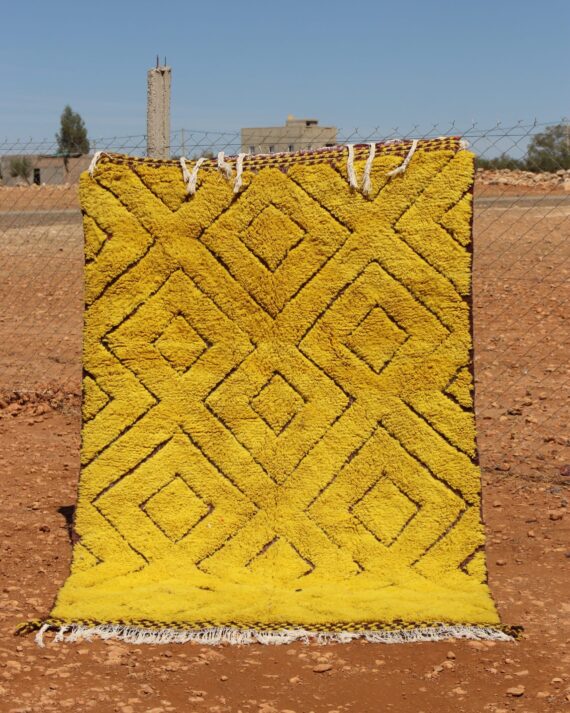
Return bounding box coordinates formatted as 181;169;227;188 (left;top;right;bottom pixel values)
1;0;568;141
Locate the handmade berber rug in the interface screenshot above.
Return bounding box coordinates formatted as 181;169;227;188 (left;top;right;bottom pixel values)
26;138;517;645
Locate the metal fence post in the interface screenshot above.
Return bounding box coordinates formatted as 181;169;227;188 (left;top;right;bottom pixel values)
146;62;171;159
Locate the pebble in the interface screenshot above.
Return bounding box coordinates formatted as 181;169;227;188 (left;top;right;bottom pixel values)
506;685;525;697
312;663;332;673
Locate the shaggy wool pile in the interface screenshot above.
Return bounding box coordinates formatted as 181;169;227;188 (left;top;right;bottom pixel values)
32;139;513;644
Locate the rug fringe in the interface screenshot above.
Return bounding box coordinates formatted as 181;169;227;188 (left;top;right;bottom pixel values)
32;622;517;647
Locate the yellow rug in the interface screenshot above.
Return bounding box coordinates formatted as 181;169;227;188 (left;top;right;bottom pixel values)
30;139;515;644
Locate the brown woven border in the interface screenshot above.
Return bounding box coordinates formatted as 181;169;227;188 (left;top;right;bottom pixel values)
96;137;464;172
16;617;523;639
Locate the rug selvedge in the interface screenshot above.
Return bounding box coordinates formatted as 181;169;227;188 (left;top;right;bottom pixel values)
19;618;522;647
23;138;514;644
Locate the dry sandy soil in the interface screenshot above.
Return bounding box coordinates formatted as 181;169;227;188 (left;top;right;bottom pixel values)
0;185;79;212
0;183;568;712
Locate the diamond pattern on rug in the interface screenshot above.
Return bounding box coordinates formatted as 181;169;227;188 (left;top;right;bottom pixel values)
141;476;212;543
154;316;210;373
345;306;409;374
351;475;419;546
49;141;502;633
240;204;306;272
250;373;305;435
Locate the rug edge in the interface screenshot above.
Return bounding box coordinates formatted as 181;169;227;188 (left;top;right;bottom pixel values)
18;620;522;647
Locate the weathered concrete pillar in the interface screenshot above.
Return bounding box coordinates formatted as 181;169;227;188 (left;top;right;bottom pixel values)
147;65;171;159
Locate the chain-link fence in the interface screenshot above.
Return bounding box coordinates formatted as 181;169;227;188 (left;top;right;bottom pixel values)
0;121;568;482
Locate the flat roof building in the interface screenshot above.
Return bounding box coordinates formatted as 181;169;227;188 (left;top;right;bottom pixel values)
241;116;337;155
0;154;91;186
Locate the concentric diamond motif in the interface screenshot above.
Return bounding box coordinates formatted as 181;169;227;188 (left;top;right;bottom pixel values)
241;204;305;272
250;373;305;435
154;315;209;373
346;306;408;374
351;477;418;546
141;476;212;542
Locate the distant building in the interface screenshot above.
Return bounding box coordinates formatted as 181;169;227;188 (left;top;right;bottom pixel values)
241;116;337;155
0;154;91;186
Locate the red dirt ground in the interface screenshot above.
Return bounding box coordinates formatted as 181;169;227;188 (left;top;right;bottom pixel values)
0;183;569;712
0;407;569;712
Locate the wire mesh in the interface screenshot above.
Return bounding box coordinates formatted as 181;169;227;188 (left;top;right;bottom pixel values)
0;121;568;483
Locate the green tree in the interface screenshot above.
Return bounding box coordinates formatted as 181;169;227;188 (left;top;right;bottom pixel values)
526;124;570;172
56;105;90;160
9;156;33;184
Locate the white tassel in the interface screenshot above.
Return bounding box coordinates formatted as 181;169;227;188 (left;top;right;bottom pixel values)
180;156;206;195
345;144;358;189
35;623;515;647
188;157;206;195
88;151;105;177
233;152;247;193
53;625;71;643
179;156;192;191
361;142;376;196
388;139;419;177
35;623;50;648
364;625;514;644
217;151;233;180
